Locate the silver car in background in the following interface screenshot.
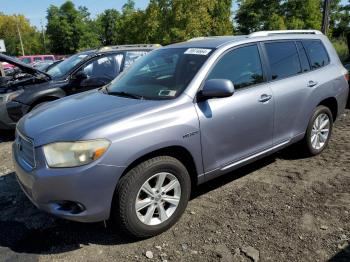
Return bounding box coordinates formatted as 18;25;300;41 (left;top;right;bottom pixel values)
13;30;349;238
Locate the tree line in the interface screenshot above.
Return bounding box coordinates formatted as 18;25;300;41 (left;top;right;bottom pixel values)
0;0;349;61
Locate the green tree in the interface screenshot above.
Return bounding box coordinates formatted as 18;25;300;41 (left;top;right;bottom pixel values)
46;1;99;54
235;0;283;33
210;0;234;35
96;9;121;45
283;0;322;29
0;14;44;56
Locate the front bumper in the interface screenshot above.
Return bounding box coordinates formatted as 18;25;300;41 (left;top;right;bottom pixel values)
12;143;125;222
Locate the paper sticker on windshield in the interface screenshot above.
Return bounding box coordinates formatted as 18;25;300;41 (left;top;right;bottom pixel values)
184;48;211;56
159;90;177;97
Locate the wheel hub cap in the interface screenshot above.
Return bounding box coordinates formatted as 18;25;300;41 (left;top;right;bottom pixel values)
311;113;330;150
135;172;181;226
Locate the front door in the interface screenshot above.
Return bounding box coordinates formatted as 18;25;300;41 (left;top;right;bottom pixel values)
195;44;274;173
68;53;124;95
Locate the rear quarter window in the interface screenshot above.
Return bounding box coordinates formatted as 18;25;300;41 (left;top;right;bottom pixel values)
302;40;330;69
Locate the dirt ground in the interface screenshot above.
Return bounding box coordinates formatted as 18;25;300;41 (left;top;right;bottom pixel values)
0;111;349;262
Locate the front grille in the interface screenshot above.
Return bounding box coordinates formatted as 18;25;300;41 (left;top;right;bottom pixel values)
15;129;36;169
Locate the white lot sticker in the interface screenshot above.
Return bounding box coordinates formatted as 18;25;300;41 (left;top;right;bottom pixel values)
184;48;212;56
159;90;177;97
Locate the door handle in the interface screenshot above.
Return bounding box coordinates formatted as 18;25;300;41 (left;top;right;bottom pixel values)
259;94;272;103
307;80;318;87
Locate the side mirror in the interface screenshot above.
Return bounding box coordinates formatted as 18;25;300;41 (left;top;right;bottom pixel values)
74;71;88;80
198;79;234;100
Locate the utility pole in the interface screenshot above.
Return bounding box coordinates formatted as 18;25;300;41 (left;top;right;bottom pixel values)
16;16;25;56
40;19;46;53
321;0;330;35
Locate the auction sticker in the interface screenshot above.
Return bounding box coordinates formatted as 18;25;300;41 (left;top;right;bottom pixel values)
184;48;212;55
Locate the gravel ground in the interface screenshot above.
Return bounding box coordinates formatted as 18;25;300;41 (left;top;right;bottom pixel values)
0;111;349;262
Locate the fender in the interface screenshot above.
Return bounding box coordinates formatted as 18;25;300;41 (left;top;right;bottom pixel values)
15;80;68;106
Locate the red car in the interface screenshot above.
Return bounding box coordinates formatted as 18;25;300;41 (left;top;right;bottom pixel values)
18;55;55;64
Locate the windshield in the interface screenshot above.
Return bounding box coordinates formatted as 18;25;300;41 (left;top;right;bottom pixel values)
47;53;89;78
107;48;213;100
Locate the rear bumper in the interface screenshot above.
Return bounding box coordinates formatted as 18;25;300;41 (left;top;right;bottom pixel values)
12;143;125;222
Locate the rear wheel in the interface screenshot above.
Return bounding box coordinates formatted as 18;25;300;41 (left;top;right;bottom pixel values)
111;156;191;238
302;105;333;156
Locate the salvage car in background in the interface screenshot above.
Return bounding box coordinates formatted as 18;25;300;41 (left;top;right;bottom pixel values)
18;55;56;65
32;60;63;72
345;63;350;107
0;44;159;129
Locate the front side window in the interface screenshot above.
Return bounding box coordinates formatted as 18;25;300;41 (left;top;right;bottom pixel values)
81;54;123;79
265;41;301;80
34;57;42;62
107;48;213;100
207;44;264;89
303;40;330;69
44;56;54;61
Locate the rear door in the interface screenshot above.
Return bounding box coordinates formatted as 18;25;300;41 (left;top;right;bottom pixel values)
196;44;274;173
262;40;314;144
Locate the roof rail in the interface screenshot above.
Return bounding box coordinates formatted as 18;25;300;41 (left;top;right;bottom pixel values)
249;30;323;37
187;35;236;42
99;44;161;51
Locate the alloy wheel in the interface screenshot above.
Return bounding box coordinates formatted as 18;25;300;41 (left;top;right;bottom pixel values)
135;172;181;226
311;113;330;150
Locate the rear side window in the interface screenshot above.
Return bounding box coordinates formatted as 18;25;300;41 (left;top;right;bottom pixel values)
264;41;301;80
296;42;310;73
34;57;42;61
207;44;265;89
123;51;149;70
302;40;330;69
44;56;54;61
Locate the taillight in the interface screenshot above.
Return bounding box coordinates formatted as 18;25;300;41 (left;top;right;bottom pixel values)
345;73;349;82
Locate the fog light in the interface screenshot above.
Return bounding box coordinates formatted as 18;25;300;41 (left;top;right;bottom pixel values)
55;201;85;214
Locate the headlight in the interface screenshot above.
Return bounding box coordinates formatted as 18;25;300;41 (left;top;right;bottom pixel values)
0;90;24;105
43;139;111;168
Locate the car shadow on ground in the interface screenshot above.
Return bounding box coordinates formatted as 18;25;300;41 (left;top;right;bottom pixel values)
328;244;350;262
0;147;307;255
0;129;15;143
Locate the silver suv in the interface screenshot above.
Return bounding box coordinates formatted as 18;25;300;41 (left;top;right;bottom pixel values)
13;30;349;238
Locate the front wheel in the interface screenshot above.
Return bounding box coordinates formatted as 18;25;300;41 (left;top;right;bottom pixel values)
302;105;333;156
111;156;191;238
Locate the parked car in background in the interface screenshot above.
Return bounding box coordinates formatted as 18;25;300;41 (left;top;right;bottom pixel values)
12;31;348;238
18;55;56;64
2;62;15;70
32;60;63;72
344;63;350;107
0;44;159;129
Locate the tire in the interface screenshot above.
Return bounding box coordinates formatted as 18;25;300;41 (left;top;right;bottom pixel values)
111;156;191;238
302;105;333;156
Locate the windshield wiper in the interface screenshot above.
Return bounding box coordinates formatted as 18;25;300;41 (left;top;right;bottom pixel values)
108;91;144;100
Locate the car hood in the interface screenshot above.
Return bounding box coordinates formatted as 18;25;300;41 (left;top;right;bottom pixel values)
18;90;168;146
0;53;50;78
